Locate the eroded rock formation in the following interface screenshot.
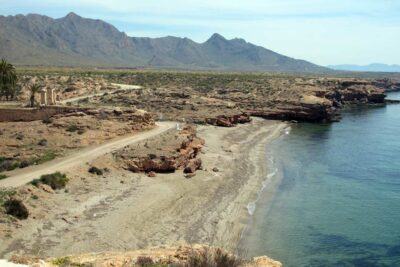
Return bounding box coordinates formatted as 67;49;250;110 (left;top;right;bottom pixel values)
117;125;204;173
205;113;252;127
247;79;387;122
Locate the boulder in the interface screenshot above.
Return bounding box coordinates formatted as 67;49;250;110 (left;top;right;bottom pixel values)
39;183;54;194
205;113;251;127
147;171;156;177
184;158;202;174
248;256;283;267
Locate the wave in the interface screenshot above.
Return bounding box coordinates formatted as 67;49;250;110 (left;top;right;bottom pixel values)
246;154;279;216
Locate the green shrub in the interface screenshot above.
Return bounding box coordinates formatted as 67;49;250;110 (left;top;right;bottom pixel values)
88;166;103;175
19;160;30;168
30;150;57;165
186;248;242;267
136;256;154;267
52;256;93;267
31;172;69;190
66;125;79;132
38;139;48;146
0;157;19;172
1;152;57;172
0;174;7;180
0;189;16;206
42;117;53;124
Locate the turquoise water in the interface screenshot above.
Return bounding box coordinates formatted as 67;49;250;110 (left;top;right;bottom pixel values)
241;92;400;267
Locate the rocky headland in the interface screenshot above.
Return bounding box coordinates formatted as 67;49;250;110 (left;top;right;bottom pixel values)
70;72;392;123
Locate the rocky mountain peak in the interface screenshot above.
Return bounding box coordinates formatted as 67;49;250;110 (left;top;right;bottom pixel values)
63;12;81;20
207;33;227;43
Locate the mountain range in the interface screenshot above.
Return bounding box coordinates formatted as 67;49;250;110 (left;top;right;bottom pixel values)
329;63;400;73
0;12;329;73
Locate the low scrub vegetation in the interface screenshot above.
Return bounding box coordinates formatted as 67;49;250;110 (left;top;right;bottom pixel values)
52;256;93;267
88;166;103;175
134;248;243;267
0;157;20;172
3;198;29;220
0;174;8;180
30;150;57;165
66;124;80;132
0;188;29;220
31;172;69;190
185;248;243;267
42;117;53;124
136;256;155;267
0;188;16;206
0;151;57;173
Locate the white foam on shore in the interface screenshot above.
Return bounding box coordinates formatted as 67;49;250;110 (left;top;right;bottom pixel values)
283;126;292;135
247;202;257;215
246;154;279;216
246;126;289;216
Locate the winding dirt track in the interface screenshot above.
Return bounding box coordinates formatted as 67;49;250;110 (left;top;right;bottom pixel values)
0;122;176;188
60;83;142;104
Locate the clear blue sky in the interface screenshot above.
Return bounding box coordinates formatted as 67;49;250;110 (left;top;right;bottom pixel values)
1;0;399;66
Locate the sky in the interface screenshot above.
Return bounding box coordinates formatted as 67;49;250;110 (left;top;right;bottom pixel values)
1;0;399;66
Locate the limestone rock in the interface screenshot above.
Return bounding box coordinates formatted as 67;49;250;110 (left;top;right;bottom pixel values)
121;125;204;174
184;158;202;174
147;171;156;177
205;113;251;127
248;256;283;267
39;184;54;194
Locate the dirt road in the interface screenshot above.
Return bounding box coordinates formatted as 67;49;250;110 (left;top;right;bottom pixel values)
0;121;176;188
61;83;141;104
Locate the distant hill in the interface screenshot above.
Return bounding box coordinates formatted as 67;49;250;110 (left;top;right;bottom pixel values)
329;63;400;73
0;12;330;73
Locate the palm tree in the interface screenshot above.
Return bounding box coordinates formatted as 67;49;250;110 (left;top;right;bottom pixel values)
29;84;41;107
0;59;18;101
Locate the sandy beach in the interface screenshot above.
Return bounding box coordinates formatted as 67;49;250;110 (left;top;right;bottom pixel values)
0;118;286;259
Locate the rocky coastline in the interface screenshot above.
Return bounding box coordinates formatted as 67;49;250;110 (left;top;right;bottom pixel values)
246;79;388;122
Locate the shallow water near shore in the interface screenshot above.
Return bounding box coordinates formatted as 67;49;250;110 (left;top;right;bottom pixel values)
241;92;400;266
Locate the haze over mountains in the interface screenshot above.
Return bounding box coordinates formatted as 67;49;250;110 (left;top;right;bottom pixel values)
0;12;329;72
329;63;400;73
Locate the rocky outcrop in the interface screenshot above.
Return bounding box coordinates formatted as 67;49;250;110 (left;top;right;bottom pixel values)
205;113;252;127
249;95;337;122
249;103;337;122
120;126;205;173
127;155;178;173
324;81;386;105
0;106;155;129
248;79;387;122
184;158;202;173
372;78;400;92
55;107;154;125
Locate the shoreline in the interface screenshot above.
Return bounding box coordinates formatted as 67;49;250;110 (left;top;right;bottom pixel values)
195;118;287;252
0;118;286;258
237;126;288;257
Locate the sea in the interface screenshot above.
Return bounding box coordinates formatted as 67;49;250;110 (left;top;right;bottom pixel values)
240;92;400;267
